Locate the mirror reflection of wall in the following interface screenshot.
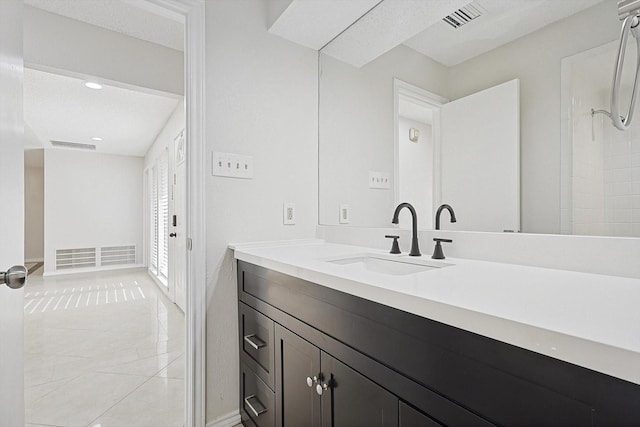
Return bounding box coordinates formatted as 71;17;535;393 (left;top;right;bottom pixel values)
318;47;447;227
317;0;631;235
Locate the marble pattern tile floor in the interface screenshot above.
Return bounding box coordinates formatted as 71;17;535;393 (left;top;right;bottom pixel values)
24;268;185;427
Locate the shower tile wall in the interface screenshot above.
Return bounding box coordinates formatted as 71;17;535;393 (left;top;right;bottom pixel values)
572;103;605;236
602;123;640;236
572;94;640;237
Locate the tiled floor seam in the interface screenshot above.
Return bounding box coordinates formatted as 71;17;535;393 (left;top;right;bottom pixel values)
84;374;158;427
85;354;183;422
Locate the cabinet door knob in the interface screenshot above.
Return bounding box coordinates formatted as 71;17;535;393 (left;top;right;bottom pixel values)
316;383;328;395
306;376;318;387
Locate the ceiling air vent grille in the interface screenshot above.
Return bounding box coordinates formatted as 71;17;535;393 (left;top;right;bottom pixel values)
50;140;96;150
443;3;484;29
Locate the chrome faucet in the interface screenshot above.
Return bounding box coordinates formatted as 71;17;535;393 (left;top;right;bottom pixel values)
392;202;421;256
435;204;457;230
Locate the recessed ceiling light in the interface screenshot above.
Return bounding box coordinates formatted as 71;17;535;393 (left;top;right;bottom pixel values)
84;82;103;90
91;137;103;141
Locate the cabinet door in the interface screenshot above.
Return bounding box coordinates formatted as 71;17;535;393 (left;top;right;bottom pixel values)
399;401;442;427
275;325;321;427
321;352;398;427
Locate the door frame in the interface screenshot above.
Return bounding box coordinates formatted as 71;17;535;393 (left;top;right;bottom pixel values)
393;78;449;221
143;1;206;426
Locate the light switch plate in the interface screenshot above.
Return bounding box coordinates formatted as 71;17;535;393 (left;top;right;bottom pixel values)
369;171;390;189
212;152;253;179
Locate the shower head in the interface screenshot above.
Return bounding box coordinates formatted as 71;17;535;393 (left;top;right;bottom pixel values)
618;0;640;21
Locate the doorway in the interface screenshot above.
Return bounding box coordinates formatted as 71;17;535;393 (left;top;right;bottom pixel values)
393;79;446;230
8;0;206;426
22;58;186;427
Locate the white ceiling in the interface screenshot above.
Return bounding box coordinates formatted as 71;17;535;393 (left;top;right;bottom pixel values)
271;0;607;67
404;0;605;66
24;67;181;157
322;0;468;67
269;0;381;50
24;0;184;51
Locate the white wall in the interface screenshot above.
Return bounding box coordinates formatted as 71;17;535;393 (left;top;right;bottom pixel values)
398;117;433;229
43;149;144;275
448;0;620;233
24;149;44;262
23;5;183;96
204;0;318;423
319;46;448;226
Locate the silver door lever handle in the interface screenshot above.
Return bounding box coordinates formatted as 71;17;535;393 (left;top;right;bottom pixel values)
1;265;27;289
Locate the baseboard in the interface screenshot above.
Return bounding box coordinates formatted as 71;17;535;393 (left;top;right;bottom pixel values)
42;264;145;277
206;410;241;427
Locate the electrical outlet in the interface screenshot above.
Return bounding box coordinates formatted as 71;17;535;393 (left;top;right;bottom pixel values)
283;203;296;225
339;204;350;224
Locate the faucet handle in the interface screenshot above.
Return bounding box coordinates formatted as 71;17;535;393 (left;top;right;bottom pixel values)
433;238;452;243
432;238;452;260
385;235;401;254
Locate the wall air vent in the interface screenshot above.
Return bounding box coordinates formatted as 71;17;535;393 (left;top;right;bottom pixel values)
443;2;484;29
50;140;96;150
101;245;136;267
56;247;96;270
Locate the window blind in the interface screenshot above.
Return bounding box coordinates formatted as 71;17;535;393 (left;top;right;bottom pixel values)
150;166;158;272
158;150;169;279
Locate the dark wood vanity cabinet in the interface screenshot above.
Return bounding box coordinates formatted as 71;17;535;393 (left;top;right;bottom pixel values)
275;325;398;427
237;260;640;427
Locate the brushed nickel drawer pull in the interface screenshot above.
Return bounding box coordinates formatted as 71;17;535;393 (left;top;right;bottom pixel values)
244;334;266;350
244;394;267;417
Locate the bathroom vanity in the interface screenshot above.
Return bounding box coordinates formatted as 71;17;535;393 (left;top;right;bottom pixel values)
234;241;640;427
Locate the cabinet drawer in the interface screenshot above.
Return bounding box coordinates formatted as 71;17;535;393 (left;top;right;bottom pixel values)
240;361;275;427
240;302;275;389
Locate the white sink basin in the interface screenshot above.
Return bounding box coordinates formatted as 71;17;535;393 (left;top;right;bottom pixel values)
325;254;453;276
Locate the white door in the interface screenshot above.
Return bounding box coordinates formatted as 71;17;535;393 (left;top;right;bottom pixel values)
171;130;187;312
0;1;26;425
440;79;520;232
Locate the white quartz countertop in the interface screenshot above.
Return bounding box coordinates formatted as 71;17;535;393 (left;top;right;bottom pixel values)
231;240;640;385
